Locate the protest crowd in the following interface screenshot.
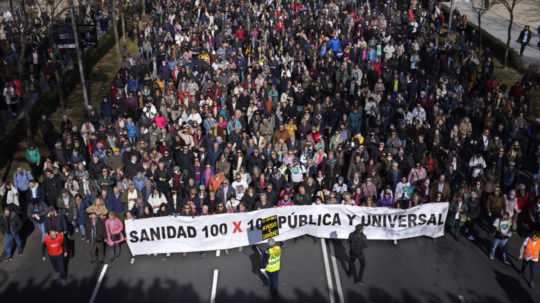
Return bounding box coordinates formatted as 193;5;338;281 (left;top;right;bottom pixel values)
0;1;108;127
1;0;540;287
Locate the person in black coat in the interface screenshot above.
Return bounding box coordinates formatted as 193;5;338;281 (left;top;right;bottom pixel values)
167;190;184;214
157;203;171;216
44;207;68;234
88;156;106;179
27;197;48;223
177;146;195;177
241;187;258;210
42;171;63;206
26;180;45;206
0;208;24;260
124;154;143;179
517;25;532;56
153;162;172;198
27;196;48;259
86;212;107;263
216;180;236;205
348;225;368;283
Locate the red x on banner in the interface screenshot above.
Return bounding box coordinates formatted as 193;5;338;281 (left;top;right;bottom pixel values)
232;221;243;233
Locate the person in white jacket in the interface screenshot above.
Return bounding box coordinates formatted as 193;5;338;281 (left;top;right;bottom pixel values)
148;188;168;214
469;153;487;178
1;182;19;208
395;176;412;208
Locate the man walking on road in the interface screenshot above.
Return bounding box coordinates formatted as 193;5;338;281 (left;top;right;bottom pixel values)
0;208;24;261
87;212;106;264
44;229;68;283
263;239;282;297
519;230;540;288
517;25;532;56
490;211;512;264
348;225;368;283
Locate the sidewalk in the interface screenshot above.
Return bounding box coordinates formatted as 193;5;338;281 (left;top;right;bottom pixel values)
446;0;540;66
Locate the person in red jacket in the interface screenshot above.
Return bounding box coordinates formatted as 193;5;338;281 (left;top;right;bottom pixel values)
44;230;68;281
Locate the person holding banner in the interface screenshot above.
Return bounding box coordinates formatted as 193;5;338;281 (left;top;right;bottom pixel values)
125;211;136;264
105;212;125;263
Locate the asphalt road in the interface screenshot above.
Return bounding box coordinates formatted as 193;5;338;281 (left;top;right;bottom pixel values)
1;227;539;303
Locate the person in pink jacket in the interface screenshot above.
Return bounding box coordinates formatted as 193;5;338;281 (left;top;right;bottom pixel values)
154;113;168;129
105;212;125;262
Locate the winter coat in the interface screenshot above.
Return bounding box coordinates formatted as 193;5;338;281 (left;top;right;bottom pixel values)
105;217;125;246
106;194;124;215
86;216;106;242
56;194;78;221
44;213;68;233
0;212;23;234
86;202;109;217
27;201;48;223
486;194;506;216
76;196;92;226
25;147;41;165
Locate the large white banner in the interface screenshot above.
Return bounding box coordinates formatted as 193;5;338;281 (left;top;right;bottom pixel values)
125;203;449;255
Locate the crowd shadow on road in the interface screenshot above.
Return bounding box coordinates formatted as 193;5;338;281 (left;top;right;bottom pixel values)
331;238;349;272
0;274;530;303
346;287;528;303
0;276;96;302
248;245;267;284
494;270;536;303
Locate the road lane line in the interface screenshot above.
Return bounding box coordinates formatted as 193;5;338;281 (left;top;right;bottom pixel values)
329;241;345;303
321;239;336;303
210;269;219;303
216;250;221;257
89;263;108;303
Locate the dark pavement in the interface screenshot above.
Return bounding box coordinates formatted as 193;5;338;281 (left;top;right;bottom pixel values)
1;228;539;303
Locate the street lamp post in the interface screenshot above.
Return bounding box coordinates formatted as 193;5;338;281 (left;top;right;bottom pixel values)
448;0;456;33
471;0;489;48
70;0;90;110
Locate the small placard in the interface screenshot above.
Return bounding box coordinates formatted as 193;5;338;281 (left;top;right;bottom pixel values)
261;215;279;240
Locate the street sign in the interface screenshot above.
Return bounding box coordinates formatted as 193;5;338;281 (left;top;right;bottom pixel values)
261;215;279;240
78;24;98;47
53;23;97;49
53;23;76;49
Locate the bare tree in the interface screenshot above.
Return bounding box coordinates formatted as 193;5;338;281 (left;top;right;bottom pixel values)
17;0;28;86
69;0;90;110
471;0;491;48
35;0;70;110
493;0;525;66
16;0;34;140
120;0;126;41
110;0;121;60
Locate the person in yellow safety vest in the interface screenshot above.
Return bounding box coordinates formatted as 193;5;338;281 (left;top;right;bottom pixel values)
519;231;540;288
265;238;281;296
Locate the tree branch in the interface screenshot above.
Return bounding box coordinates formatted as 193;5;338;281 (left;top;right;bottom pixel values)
52;0;67;16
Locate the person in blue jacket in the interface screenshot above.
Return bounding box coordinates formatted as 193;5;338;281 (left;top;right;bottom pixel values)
75;194;92;241
329;35;343;57
106;186;125;216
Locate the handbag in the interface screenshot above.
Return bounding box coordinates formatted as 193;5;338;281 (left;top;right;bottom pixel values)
111;233;121;242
